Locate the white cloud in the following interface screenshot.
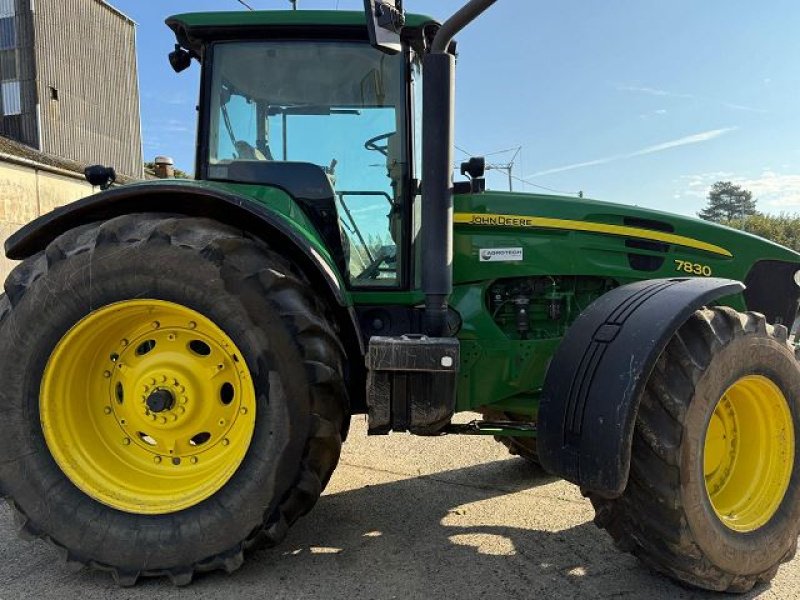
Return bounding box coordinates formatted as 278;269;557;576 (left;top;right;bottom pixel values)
633;128;736;157
617;85;694;99
722;102;767;114
618;84;767;114
680;170;800;212
525;128;736;179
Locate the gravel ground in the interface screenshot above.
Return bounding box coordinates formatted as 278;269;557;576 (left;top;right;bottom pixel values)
0;416;797;599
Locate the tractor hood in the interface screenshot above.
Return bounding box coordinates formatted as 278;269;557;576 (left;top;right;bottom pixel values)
452;190;800;325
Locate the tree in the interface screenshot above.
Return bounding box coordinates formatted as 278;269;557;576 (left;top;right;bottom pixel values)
723;213;800;253
698;181;757;222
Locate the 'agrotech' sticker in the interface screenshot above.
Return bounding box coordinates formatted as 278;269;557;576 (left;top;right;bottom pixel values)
479;248;524;262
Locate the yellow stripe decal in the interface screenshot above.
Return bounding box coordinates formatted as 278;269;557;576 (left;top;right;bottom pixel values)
453;213;733;258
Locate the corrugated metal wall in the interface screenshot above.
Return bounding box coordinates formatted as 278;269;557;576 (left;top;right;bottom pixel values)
33;0;143;178
0;0;38;147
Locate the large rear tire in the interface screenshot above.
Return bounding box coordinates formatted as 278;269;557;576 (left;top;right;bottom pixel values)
0;214;348;585
589;307;800;592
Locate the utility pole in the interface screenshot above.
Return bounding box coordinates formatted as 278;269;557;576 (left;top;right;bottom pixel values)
290;0;298;9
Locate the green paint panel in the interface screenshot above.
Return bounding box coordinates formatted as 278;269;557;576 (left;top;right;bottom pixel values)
449;189;800;418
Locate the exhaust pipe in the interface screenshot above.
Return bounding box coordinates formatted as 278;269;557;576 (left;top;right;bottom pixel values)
422;0;498;336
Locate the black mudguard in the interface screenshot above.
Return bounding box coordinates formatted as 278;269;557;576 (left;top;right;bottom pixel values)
537;277;744;498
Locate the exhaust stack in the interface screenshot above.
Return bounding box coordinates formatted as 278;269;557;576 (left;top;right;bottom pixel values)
422;0;498;336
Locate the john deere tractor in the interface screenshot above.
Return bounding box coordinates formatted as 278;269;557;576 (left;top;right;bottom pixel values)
0;0;798;591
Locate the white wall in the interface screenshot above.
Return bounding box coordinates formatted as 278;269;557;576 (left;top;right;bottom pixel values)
0;159;95;282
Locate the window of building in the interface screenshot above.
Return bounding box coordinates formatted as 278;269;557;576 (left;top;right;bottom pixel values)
2;80;20;115
0;48;16;80
0;17;15;50
0;0;14;19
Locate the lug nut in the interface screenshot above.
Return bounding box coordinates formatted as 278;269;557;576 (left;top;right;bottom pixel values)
152;321;160;329
103;371;111;379
103;406;112;415
122;438;131;445
154;456;162;464
222;438;230;446
240;407;247;415
190;457;198;464
188;321;197;329
121;339;129;347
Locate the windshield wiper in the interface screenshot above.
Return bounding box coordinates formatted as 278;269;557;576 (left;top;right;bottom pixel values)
267;105;361;116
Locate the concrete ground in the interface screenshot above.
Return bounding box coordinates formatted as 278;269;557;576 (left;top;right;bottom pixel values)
0;416;798;599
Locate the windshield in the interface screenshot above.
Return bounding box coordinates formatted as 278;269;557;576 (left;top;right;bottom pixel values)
207;41;409;287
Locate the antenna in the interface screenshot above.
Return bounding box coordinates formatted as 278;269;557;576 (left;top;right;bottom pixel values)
485;146;521;192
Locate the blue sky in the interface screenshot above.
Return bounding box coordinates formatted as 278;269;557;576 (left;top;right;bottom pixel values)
113;0;800;217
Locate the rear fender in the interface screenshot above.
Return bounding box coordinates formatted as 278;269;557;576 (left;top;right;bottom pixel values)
537;277;744;497
3;181;364;353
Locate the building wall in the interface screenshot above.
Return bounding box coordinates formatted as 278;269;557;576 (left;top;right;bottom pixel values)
33;0;142;178
0;157;95;281
0;0;38;147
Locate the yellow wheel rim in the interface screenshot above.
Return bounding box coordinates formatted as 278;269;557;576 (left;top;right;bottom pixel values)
40;300;256;515
703;375;794;532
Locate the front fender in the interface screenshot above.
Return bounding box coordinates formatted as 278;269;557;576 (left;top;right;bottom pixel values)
537;277;744;497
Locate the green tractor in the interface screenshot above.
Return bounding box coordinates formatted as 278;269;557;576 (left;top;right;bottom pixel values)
1;0;799;591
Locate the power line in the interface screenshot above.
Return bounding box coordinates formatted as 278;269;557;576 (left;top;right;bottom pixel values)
236;0;255;9
508;172;581;196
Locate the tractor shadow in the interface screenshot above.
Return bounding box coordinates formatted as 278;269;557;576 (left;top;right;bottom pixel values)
0;457;779;599
230;459;775;600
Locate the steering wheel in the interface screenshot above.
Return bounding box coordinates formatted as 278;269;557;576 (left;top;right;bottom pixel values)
364;132;395;157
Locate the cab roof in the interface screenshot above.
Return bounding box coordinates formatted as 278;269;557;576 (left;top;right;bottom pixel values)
167;10;438;56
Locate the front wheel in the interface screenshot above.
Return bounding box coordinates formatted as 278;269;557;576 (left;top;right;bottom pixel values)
0;214;348;585
589;307;800;592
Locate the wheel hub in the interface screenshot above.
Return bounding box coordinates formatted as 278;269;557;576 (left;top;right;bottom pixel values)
703;375;795;532
146;389;175;413
40;300;257;515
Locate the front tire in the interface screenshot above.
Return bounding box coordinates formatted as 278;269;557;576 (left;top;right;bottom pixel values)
589;307;800;592
0;214;347;585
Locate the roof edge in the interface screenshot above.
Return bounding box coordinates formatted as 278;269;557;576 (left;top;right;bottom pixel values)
94;0;136;26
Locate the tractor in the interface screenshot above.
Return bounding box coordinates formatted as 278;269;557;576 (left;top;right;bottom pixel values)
0;0;798;591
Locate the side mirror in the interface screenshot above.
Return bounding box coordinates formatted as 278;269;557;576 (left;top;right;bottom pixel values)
364;0;405;54
85;165;117;190
169;44;192;73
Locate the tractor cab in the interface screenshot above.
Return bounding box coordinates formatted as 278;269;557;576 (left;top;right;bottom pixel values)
167;11;437;288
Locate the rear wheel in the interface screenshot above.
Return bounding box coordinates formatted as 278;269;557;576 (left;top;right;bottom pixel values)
589;307;800;592
0;214;348;585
